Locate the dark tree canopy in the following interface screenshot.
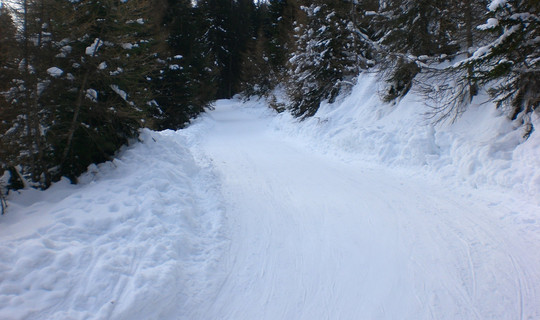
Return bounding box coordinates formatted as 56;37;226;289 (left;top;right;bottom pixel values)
1;0;538;194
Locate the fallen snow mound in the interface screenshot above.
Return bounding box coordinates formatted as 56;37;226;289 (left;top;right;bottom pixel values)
270;73;540;200
0;128;226;320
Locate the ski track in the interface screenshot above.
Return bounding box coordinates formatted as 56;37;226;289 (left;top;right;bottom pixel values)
1;99;539;319
183;100;540;320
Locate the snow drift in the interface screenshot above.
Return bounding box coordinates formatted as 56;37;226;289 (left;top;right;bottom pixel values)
270;72;540;201
0;128;227;320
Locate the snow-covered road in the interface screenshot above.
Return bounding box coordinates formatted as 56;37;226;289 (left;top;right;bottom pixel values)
187;100;540;319
1;99;539;320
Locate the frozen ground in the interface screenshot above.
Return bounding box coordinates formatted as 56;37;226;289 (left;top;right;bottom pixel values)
1;76;539;319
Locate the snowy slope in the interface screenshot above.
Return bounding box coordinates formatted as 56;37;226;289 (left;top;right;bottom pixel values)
270;72;540;201
0;129;228;320
1;76;539;319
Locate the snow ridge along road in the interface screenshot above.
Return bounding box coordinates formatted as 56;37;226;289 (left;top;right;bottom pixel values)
186;100;540;320
1;99;538;319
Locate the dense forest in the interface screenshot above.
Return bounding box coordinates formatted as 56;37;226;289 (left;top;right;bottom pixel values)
0;0;538;196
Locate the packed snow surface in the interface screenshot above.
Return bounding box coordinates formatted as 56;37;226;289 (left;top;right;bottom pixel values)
1;82;539;319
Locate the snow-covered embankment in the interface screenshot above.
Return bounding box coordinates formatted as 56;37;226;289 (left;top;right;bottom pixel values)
0;128;227;320
0;73;539;320
271;73;540;201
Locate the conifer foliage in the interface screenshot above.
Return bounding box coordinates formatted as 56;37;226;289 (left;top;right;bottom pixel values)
152;0;216;130
240;0;298;98
285;1;369;117
0;0;165;189
465;0;539;135
0;0;538;196
374;0;459;101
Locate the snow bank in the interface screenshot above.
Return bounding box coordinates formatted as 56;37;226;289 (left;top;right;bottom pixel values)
0;128;227;320
269;72;540;201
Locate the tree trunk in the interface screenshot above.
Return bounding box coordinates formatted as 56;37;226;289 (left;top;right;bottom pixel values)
22;0;38;184
61;69;90;166
464;0;477;99
61;20;107;167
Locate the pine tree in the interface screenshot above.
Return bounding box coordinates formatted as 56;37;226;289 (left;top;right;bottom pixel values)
1;0;165;187
50;0;164;181
454;0;489;98
0;3;16;67
465;0;539;136
286;1;370;117
0;3;21;191
197;0;257;98
2;0;61;188
151;0;216;130
423;0;539;129
266;0;294;71
413;0;489;123
375;0;460;101
239;0;299;97
240;26;274;97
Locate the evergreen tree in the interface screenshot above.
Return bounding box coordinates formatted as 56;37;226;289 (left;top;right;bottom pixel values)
2;0;61;187
197;0;257;98
453;0;489;98
240;0;299;97
465;0;539;136
286;1;370;117
421;0;538;129
1;0;165;187
53;0;165;181
0;3;16;67
151;0;216;130
240;25;274;97
0;3;21;191
375;0;459;101
414;0;489;123
265;0;293;71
